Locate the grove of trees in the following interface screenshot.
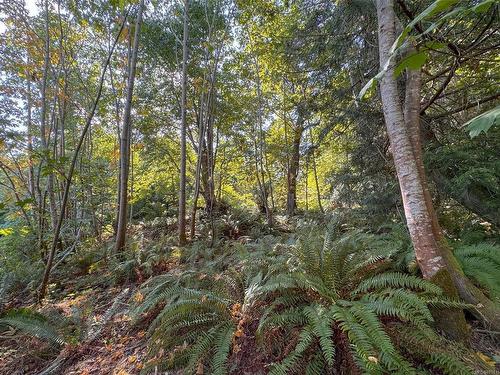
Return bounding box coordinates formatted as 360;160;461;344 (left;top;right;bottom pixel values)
0;0;498;373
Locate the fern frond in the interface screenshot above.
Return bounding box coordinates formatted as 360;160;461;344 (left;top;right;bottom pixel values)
352;272;442;296
0;308;65;346
426;353;474;375
211;323;235;375
303;304;335;366
268;326;314;375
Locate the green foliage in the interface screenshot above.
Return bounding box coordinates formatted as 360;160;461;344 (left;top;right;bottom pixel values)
0;226;41;303
0;308;66;346
255;221;473;374
135;268;263;374
454;243;500;303
466;105;500;138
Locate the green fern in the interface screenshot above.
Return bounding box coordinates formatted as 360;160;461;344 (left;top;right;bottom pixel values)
0;308;65;346
255;222;474;374
454;243;500;302
135;220;484;374
136;268;260;374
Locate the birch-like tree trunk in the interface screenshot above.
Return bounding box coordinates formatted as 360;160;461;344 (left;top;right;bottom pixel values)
178;0;189;245
376;0;468;341
115;0;144;252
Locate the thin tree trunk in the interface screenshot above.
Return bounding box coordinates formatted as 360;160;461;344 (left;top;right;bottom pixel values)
376;0;468;341
129;147;134;222
251;43;272;226
39;11;129;301
309;128;324;213
26;57;36;204
178;0;189;245
115;0;144;252
190;114;207;239
114;24;132;236
286;122;303;217
40;0;58;229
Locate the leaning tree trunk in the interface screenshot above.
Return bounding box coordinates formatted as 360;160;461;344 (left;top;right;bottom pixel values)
115;0;144;252
402;9;500;332
376;0;469;341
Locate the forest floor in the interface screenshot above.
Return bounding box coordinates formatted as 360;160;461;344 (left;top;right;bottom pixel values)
0;282;150;374
1;216;499;375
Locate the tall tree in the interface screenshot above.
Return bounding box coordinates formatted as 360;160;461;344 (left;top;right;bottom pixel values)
115;0;145;252
178;0;189;245
375;0;469;340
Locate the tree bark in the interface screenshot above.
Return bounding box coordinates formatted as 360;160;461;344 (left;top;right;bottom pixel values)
309;128;324;213
115;0;144;252
39;0;58;229
252;48;273;226
286;120;303;217
178;0;189;245
376;0;469;341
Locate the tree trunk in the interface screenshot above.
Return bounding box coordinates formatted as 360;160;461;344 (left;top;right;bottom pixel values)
286;121;303;217
309;128;324;213
26;58;36;205
39;12;128;300
115;1;144;252
178;0;189;245
376;0;469;341
39;0;58;229
251;48;273;226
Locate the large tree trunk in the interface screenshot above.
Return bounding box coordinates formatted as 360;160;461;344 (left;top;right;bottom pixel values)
376;0;469;341
115;1;144;252
178;0;189;245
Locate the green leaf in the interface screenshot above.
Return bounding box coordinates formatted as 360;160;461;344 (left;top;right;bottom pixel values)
409;0;460;26
14;198;34;208
392;0;460;51
465;106;500;138
394;51;428;77
359;69;385;100
471;0;496;13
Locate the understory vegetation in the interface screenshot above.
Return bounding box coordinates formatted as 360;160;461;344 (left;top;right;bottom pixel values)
1;210;499;374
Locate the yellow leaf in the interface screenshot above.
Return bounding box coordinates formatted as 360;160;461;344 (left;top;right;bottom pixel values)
133;292;144;303
368;356;378;364
476;352;495;367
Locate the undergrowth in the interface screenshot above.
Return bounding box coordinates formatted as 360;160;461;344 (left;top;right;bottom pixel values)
132;215;493;374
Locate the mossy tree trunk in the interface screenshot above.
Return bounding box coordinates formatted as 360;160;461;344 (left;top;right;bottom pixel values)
376;0;469;341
